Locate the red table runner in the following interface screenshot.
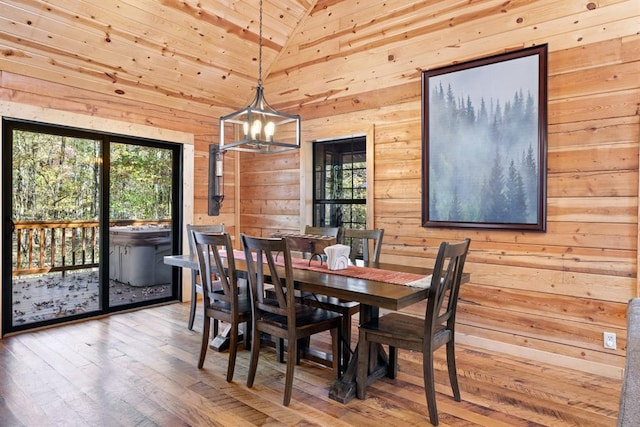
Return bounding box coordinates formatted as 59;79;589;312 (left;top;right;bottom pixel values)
229;249;430;287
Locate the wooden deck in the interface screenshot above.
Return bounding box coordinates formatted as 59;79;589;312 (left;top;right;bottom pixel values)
0;302;621;426
11;270;172;326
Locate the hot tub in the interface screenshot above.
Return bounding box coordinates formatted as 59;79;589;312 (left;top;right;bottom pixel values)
109;226;172;287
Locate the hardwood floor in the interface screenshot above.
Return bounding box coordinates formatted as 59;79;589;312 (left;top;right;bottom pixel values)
0;302;621;426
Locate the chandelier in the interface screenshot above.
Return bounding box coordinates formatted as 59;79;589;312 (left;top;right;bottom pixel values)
219;0;301;153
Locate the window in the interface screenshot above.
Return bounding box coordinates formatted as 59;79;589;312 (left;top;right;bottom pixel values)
313;136;366;230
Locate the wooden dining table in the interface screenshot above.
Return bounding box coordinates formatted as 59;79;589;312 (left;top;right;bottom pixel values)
164;250;469;403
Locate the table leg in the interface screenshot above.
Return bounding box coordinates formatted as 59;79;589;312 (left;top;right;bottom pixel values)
210;323;234;351
328;346;358;403
329;304;388;403
209;279;248;351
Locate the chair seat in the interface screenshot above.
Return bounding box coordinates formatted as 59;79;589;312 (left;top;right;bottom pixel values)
260;303;342;329
362;312;449;349
362;311;422;336
209;293;252;314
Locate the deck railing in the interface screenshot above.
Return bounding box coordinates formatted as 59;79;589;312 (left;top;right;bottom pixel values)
12;219;171;276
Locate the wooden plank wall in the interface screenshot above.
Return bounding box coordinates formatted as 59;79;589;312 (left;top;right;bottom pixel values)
238;20;639;378
238;151;301;237
366;37;640;377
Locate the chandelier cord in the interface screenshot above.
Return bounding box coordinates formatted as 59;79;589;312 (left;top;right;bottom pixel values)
258;0;263;86
218;0;300;153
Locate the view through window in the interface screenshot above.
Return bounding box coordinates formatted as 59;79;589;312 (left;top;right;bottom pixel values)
313;136;367;232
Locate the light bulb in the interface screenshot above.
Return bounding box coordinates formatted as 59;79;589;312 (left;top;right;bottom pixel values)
215;157;223;177
251;120;262;138
264;122;275;141
243;121;249;136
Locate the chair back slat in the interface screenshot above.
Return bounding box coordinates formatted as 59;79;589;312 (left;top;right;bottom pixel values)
343;228;384;263
304;225;342;242
192;230;237;306
424;238;471;342
241;234;295;323
186;223;225;255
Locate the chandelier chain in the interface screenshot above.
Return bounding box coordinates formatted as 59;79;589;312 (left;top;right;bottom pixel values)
258;0;263;86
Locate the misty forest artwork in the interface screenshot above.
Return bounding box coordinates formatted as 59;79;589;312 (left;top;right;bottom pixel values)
422;45;547;231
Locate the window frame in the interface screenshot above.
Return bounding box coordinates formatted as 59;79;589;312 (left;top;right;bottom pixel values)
312;136;367;230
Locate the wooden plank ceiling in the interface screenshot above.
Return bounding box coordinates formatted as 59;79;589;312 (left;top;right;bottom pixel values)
1;0;629;119
1;0;316;116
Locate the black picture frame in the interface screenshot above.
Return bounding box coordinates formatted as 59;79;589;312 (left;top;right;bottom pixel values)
422;45;548;231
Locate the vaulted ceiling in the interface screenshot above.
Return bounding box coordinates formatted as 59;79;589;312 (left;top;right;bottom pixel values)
2;0;316;117
1;1;629;120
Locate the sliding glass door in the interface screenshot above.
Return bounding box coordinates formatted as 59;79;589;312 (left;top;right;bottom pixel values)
2;119;181;334
108;142;175;308
5;126;103;328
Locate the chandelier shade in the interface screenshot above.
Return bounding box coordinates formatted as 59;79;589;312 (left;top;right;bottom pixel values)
219;0;301;154
219;86;301;153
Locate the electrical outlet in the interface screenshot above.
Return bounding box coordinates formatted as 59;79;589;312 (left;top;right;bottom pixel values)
604;332;617;350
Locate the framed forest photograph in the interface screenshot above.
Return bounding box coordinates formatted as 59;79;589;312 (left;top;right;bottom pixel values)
421;44;548;231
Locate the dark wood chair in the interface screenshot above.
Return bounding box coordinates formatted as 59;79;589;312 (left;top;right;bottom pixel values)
304;227;384;370
186;223;225;330
300;225;342;261
343;228;384;263
241;233;342;406
304;225;342;242
191;230;251;382
356;238;471;426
